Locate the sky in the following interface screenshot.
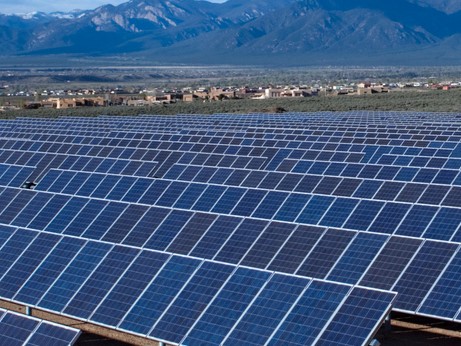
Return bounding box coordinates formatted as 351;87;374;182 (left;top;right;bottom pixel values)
0;0;227;14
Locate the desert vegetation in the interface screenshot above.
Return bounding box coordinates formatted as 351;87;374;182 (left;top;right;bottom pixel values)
1;89;461;120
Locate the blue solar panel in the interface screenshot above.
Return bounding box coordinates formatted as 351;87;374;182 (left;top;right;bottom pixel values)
138;180;172;205
413;168;437;183
313;177;342;195
277;174;302;191
122;207;170;247
13;237;86;305
62;199;108;237
211;187;246;214
149;261;234;343
144;210;192;251
343;200;384;231
240;222;296;269
214;219;268;264
91;250;170;326
210;168;237;184
25;321;80;346
82;202;128;240
156;181;189;207
5;112;461;344
122;178;153;202
118;255;201;335
267;280;350;346
433;169;458;184
296;195;334;225
353;180;382;199
11;193;54;228
222;274;309;346
0;310;40;346
396;183;428;203
225;170;251;186
359;236;423;290
258;172;285;189
418;249;461;319
193;166;217;183
0;225;16;248
252;191;288;219
25;168;60;190
181;267;270;346
166;213;217;255
395;205;438;238
294;175;322;193
90;174;122;199
296;229;356;278
333;178;361;197
315;287;395;346
192;185;227;211
275;194;311;222
320;198;358;228
102;204;149;243
38;241;112;312
26;195;69;231
63;246;139;319
368;203;411;234
0;189;35;224
374;181;404;201
392;241;458;312
442;187;461;207
423;208;461;241
326;232;388;284
72;173;103;196
189;215;243;259
0;229;38;277
267;225;326;273
173;184;207;209
232;189;268;217
107;176;138;200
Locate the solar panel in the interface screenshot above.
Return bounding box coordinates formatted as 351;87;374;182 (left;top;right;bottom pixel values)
4;111;461;345
0;309;80;346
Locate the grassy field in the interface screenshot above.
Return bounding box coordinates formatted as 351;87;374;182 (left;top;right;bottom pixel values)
1;89;461;119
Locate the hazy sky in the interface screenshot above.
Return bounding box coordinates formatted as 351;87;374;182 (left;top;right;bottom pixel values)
1;0;227;14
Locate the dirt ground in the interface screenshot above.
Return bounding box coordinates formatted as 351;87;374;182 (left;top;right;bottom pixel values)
377;313;461;346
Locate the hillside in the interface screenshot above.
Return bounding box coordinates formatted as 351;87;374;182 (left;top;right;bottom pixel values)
0;0;460;65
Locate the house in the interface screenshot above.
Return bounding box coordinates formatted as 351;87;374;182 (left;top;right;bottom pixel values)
146;94;172;104
127;99;149;107
357;86;388;95
264;88;283;98
209;87;236;100
45;97;77;109
182;94;202;102
43;97;106;108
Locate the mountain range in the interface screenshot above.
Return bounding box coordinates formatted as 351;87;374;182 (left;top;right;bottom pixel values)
1;0;461;65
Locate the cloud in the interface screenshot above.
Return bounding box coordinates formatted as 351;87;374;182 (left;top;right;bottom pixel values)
0;0;227;14
0;0;126;14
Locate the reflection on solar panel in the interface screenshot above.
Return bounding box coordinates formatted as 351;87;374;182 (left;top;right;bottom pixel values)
0;308;80;346
2;111;461;345
0;226;395;346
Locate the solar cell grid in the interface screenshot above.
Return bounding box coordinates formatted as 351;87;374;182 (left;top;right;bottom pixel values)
0;310;40;346
314;287;395;346
266;280;350;346
180;267;271;346
296;229;356;278
391;241;459;312
5;112;461;344
419;250;461;320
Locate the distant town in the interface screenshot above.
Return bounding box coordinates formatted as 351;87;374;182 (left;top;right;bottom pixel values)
1;79;460;112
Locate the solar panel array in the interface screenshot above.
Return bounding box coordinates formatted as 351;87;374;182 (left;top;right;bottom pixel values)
2;111;461;345
0;308;80;346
